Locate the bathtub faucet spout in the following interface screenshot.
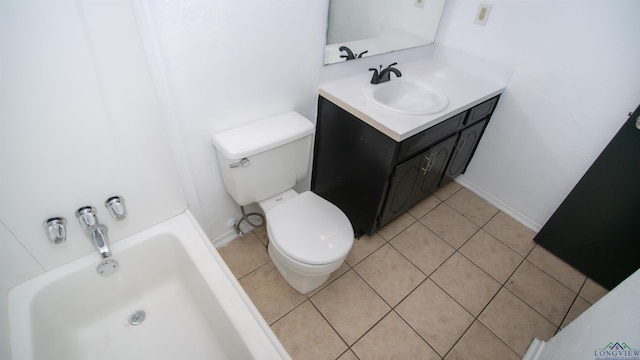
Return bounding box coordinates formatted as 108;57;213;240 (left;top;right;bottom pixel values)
75;206;112;259
90;224;111;258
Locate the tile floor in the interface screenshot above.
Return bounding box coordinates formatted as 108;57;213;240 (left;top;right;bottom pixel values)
218;182;609;360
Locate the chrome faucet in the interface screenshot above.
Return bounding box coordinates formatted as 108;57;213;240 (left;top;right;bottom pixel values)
75;206;111;258
369;62;402;84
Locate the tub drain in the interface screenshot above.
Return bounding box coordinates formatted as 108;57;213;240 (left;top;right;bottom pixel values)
128;310;146;325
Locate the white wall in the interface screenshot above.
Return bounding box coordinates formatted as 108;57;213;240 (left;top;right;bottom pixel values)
136;0;331;243
436;0;640;229
0;2;186;358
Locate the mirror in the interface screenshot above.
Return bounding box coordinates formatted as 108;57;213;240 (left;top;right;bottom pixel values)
324;0;447;65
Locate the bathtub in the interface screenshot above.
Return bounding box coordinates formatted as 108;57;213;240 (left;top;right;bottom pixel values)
8;211;290;360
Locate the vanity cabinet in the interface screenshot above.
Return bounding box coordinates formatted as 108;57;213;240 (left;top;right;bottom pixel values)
312;95;499;236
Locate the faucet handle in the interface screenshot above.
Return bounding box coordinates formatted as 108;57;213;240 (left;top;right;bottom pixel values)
105;196;127;221
75;206;98;231
43;217;67;244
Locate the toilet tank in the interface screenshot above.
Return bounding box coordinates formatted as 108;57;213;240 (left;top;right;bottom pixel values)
212;112;315;206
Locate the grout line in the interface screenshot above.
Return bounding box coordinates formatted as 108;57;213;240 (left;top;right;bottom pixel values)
391;307;443;358
554;276;590;335
226;181;591;359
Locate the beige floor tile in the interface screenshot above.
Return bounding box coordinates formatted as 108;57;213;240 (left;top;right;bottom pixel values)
396;280;474;357
445;188;499;226
433;180;462;200
527;245;586;293
311;270;390;345
420;203;479;248
446;321;520;360
217;232;270;279
377;212;416;240
271;300;347;360
408;194;441;219
252;225;270;246
459;230;523;284
580;278;609;304
345;232;386;267
390;222;455;275
352;312;440;360
483;211;536;257
354;244;426;306
238;262;307;324
506;261;576;326
431;253;501;316
479;288;557;356
561;296;592;329
306;261;351;297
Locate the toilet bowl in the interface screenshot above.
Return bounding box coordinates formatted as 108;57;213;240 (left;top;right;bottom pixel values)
259;190;353;294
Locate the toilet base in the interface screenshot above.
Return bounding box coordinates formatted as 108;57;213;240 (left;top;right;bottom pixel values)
268;242;339;294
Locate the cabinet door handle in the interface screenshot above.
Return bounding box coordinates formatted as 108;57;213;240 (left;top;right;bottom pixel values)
456;136;466;152
421;152;436;175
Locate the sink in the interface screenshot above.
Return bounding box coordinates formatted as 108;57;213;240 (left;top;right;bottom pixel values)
363;80;449;115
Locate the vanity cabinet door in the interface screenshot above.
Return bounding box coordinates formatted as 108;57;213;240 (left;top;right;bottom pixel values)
410;134;457;205
377;153;422;226
444;119;488;182
378;135;457;228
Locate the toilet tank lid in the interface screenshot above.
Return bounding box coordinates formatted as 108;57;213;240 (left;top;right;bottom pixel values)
212;112;315;159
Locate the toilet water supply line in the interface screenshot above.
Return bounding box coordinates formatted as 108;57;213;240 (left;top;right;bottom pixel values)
235;206;265;237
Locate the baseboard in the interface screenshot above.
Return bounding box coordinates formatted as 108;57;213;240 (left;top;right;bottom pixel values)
211;229;239;248
522;338;546;360
455;175;543;232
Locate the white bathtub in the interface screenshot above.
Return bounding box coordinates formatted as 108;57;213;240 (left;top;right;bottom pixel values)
8;211;290;360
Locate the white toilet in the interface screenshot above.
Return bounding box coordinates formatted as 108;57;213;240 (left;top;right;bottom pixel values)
212;112;354;294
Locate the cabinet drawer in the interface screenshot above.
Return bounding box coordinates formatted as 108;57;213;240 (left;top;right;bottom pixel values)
465;96;498;125
397;112;465;162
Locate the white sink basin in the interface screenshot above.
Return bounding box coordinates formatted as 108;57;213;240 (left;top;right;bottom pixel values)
363;80;449;115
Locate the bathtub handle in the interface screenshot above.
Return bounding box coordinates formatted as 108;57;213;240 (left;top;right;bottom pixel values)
105;196;127;221
43;217;67;244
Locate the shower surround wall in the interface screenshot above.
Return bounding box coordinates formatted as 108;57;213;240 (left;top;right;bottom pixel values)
0;2;186;358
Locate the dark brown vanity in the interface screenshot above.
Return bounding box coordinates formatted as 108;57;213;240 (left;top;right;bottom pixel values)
312;94;500;237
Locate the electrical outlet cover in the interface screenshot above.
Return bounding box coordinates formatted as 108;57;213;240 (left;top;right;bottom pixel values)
474;2;493;26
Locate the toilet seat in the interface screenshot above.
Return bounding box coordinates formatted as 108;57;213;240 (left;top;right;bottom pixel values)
266;191;353;265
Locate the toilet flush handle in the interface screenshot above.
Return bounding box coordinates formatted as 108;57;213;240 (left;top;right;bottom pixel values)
229;158;250;168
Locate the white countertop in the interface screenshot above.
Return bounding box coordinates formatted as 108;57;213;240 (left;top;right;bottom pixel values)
319;46;510;142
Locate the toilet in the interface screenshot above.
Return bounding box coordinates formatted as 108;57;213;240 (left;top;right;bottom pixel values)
212;112;354;294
